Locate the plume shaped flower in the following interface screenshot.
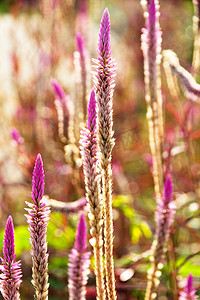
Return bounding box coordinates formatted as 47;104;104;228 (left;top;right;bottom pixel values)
179;274;198;300
93;8;117;300
80;88;105;299
68;213;91;300
93;8;116;167
25;154;50;300
0;216;22;300
145;174;176;300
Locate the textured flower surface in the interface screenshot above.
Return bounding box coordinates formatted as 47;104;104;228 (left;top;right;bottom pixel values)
93;7;116;167
80;88;105;299
68;213;91;300
179;274;198;300
0;216;22;300
25;154;50;300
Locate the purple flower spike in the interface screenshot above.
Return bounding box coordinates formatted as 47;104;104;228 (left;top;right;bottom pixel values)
163;174;173;204
25;154;50;299
80;88;105;299
0;216;22;300
51;78;65;101
74;213;87;253
31;153;44;206
86;88;97;133
68;214;90;300
155;174;175;236
179;274;198;300
93;8;116;166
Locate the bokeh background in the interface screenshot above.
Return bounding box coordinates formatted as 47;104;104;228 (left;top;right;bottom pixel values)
0;0;200;299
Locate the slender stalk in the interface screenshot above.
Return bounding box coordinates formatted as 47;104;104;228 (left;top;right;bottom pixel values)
93;8;117;300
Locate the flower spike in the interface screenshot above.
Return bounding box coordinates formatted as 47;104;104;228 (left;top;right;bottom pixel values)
68;213;91;300
25;154;50;300
0;216;22;300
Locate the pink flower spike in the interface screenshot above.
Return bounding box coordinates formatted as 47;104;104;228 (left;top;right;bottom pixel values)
163;174;173;204
0;216;22;300
31;153;44;206
25;154;50;299
86;88;97;133
74;213;87;253
68;214;90;300
179;274;198;300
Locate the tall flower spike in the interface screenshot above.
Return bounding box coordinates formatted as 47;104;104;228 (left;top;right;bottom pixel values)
179;274;198;300
93;8;117;300
145;174;176;300
0;216;22;300
80;88;105;300
25;154;50;300
68;213;91;300
141;0;163;201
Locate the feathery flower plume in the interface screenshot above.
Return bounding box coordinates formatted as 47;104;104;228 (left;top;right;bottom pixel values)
51;78;75;144
80;88;105;300
93;8;117;300
0;216;22;300
145;175;176;300
163;50;200;102
68;213;91;300
179;274;198;300
25;154;50;300
141;0;163;200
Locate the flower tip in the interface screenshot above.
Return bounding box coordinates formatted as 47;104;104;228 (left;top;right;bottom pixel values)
74;213;87;253
32;154;45;205
101;7;110;27
163;174;173;204
87;88;97;131
6;215;14;228
76;32;84;53
187;274;193;293
51;78;65;100
148;0;156;27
